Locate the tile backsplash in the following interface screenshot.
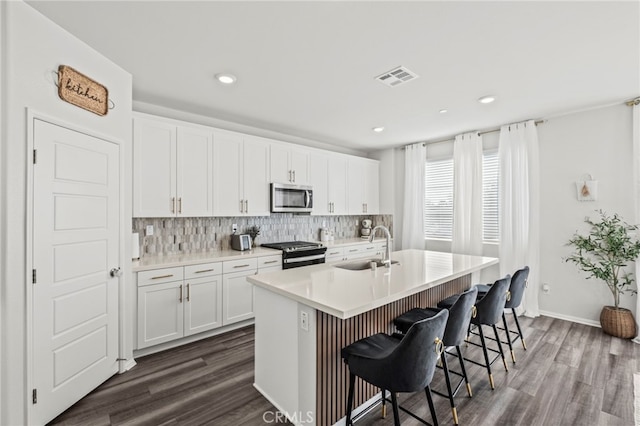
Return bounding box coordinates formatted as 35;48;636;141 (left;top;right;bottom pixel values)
133;214;393;256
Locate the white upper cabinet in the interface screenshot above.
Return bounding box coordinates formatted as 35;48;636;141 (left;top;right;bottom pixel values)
311;152;349;215
347;157;380;215
133;118;176;217
177;127;213;216
213;131;270;216
133;117;213;218
309;152;329;215
270;142;309;185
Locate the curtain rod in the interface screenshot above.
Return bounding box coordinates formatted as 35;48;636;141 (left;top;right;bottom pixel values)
402;96;639;149
402;119;544;149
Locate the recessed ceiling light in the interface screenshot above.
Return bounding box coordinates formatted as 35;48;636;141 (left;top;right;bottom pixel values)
478;95;496;104
439;109;448;114
215;73;237;84
372;127;385;133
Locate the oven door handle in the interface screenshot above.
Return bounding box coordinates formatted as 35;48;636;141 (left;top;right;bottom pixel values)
284;254;326;264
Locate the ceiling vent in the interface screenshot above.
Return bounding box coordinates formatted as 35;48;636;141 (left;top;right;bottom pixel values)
375;66;419;87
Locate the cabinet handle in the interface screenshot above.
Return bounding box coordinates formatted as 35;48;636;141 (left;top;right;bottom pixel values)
178;197;182;214
289;170;292;182
365;203;368;213
240;200;244;213
186;283;190;302
329;251;340;255
234;264;251;268
245;200;249;213
262;260;278;264
171;197;176;214
179;284;183;303
349;249;358;252
366;247;374;250
194;269;215;274
293;170;296;182
151;274;174;280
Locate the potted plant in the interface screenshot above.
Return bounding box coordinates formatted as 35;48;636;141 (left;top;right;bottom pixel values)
565;210;640;338
246;225;261;247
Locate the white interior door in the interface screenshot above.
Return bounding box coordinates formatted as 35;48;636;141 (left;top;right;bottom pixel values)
32;119;120;425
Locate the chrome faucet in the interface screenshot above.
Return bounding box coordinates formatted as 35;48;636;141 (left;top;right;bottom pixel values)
369;225;392;267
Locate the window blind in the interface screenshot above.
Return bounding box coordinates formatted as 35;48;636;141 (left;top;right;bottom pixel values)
482;150;499;241
424;158;454;239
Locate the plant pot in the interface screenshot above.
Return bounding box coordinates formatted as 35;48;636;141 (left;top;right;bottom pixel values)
599;306;637;339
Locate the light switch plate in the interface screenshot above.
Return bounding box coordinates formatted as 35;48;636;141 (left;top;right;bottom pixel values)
145;225;154;236
300;311;309;331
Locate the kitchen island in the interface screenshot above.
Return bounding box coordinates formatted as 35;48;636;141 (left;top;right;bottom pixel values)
248;249;498;426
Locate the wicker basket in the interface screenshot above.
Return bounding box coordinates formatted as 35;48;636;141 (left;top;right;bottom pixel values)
600;306;637;339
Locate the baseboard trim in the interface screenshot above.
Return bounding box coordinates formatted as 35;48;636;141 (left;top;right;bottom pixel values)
118;359;137;374
538;310;600;328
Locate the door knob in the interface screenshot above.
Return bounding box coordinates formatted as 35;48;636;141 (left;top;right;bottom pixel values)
110;267;123;278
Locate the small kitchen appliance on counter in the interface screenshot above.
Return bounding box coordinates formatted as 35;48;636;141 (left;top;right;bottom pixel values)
360;219;372;238
231;234;252;251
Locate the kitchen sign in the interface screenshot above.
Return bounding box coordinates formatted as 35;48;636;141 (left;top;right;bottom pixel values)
57;65;108;116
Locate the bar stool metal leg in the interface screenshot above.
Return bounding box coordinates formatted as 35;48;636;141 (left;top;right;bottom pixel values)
455;345;473;397
477;325;495;390
380;388;387;418
492;324;509;372
440;351;458;425
502;313;516;363
512;308;527;350
345;372;355;426
391;392;401;426
425;386;438;426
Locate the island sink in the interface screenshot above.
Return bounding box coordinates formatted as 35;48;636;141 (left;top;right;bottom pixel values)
334;259;400;270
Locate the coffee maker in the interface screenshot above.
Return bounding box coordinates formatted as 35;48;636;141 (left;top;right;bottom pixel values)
360;219;372;238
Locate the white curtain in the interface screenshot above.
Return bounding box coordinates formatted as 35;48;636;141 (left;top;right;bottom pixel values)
499;120;540;317
402;143;426;249
452;132;483;256
633;104;640;343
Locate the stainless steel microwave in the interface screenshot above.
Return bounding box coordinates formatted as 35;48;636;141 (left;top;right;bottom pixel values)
270;183;313;213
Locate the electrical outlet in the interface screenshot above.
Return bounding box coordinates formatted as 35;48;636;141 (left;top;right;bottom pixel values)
145;225;154;236
542;283;550;294
232;223;237;233
300;311;309;331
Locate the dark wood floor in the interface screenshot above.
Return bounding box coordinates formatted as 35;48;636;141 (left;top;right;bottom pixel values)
49;315;638;425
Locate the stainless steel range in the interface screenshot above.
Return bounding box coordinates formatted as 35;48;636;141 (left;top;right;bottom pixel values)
260;241;327;269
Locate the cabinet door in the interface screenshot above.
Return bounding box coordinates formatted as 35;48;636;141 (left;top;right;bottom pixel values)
347;158;365;214
137;281;184;349
213;130;244;216
270;143;291;184
243;136;270;216
290;148;309;185
223;271;256;325
177;127;213;216
364;160;380;214
328;156;348;215
184;275;222;336
133;118;176;217
309;153;329;215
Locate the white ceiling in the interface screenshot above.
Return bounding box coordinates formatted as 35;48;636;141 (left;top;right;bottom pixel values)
27;1;640;151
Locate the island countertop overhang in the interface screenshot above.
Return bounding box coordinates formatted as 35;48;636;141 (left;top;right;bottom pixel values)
248;249;498;319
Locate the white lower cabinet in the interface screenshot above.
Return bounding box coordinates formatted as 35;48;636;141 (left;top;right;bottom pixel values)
137;263;222;349
222;269;256;325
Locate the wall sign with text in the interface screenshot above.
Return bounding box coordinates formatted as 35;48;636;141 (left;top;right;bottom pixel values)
57;65;109;116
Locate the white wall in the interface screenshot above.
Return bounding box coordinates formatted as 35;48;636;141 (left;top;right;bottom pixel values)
377;103;636;325
538;104;636;324
0;2;132;424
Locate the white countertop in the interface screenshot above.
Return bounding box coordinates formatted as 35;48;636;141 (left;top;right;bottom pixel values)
132;246;282;271
248;249;498;319
132;238;388;272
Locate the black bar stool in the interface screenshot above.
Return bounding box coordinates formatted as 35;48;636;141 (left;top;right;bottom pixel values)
475;266;529;362
392;287;478;425
438;276;511;390
341;309;449;426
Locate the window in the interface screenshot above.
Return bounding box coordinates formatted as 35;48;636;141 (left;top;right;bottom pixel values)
482;151;499;242
423;152;500;241
424;158;454;239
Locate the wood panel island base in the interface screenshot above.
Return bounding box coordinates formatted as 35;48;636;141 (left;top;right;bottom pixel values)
249;250;498;426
